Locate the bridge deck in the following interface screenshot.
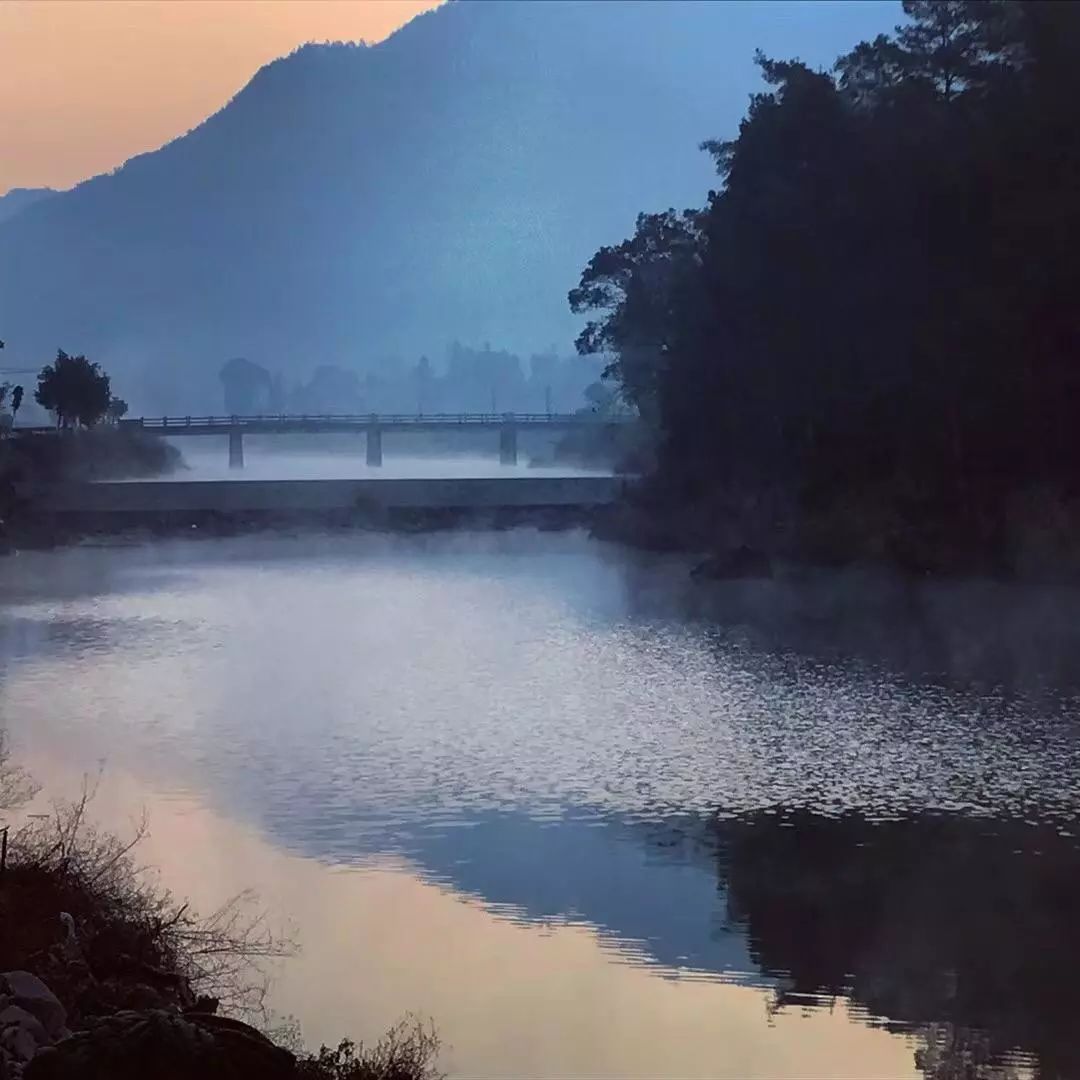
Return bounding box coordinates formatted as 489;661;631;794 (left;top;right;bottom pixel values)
96;413;623;436
12;413;630;469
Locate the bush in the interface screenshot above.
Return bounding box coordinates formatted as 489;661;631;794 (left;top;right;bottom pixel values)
9;428;183;483
5;780;289;1022
297;1021;443;1080
0;753;442;1080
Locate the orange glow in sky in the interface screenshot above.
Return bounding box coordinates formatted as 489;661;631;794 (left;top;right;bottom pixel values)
0;0;441;194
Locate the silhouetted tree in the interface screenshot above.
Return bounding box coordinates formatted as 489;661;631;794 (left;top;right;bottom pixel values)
35;350;112;429
569;209;700;425
301;365;363;413
106;396;129;423
570;0;1080;561
11;385;24;421
412;355;433;414
444;342;525;413
219;357;272;415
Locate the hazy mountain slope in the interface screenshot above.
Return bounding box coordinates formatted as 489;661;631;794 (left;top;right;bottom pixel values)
0;187;55;226
0;1;896;411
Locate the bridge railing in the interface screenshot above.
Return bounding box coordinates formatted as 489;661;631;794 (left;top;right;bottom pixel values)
122;412;629;429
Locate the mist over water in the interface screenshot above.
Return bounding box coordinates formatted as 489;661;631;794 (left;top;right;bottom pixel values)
149;436;612;481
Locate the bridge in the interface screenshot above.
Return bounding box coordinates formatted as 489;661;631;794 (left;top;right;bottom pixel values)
25;476;625;529
103;412;625;468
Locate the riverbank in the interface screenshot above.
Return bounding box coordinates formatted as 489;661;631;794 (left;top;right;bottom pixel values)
2;429;183;484
594;478;1080;583
1;429;184;550
10;432;1079;584
0;752;440;1079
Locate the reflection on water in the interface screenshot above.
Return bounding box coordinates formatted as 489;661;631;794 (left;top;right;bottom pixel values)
1;531;1079;1077
716;809;1079;1078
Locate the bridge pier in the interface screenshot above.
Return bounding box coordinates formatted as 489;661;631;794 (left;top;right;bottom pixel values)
499;421;518;466
107;414;623;470
228;428;244;469
366;426;383;467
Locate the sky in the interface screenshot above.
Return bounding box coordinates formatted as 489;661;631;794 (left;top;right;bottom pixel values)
0;0;441;195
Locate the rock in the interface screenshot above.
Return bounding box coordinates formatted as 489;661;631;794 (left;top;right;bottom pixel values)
0;1023;37;1064
23;1008;296;1079
91;980;169;1013
0;1007;49;1048
691;544;773;580
0;976;65;1043
0;993;59;1078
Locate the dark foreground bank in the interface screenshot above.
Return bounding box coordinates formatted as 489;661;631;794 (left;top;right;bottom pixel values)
0;752;441;1079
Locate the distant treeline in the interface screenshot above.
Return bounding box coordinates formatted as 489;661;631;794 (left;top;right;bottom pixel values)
219;343;605;417
571;1;1080;568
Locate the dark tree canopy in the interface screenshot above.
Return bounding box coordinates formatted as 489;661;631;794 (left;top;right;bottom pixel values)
570;0;1080;563
35;350;112;429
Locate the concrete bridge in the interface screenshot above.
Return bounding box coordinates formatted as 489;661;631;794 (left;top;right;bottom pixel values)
25;475;625;529
102;413;625;468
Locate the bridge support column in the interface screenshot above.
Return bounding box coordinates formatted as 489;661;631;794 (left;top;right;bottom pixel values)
499;422;518;466
228;428;244;469
366;426;383;467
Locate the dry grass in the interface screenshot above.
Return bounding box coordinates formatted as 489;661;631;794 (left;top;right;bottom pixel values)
296;1019;443;1080
0;753;442;1079
4;777;293;1021
0;730;38;812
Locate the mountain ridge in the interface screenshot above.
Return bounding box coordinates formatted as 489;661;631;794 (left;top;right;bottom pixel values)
0;1;896;412
0;186;56;226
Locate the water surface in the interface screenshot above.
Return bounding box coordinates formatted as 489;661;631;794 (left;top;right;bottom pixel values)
2;531;1078;1077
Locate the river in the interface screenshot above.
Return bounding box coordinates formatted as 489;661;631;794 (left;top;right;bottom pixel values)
1;528;1078;1078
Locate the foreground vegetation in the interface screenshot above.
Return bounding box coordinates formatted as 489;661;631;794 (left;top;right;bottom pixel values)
0;350;183;547
572;1;1080;577
3;427;180;484
0;744;441;1078
0;428;183;550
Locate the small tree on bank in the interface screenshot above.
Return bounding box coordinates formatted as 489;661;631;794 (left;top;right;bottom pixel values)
106;396;129;423
35;350;111;428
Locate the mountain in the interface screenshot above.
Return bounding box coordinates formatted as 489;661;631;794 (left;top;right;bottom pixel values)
0;187;56;226
0;1;897;412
